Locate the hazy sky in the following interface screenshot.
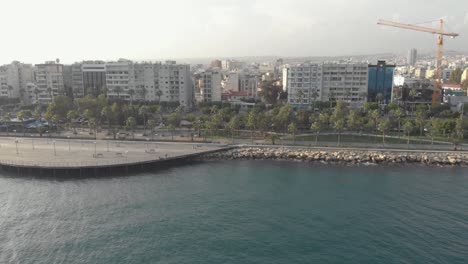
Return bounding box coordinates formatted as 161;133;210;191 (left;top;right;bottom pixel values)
1;0;467;64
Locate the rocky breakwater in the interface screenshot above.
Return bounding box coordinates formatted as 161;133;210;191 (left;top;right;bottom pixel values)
202;147;468;166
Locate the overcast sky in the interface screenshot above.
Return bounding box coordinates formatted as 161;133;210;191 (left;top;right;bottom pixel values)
1;0;467;64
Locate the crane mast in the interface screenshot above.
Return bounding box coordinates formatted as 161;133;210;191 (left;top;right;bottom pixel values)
377;19;459;105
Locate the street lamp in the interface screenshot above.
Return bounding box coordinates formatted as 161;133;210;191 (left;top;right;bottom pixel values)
94;141;97;157
53;140;56;156
15;139;19;155
67;136;71;151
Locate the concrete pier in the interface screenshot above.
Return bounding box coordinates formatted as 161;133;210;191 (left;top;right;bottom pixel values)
0;137;230;176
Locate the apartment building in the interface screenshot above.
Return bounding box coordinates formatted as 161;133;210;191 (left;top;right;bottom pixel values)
106;60;193;108
284;63;323;106
33;61;64;104
198;69;222;102
0;61;34;101
284;63;368;107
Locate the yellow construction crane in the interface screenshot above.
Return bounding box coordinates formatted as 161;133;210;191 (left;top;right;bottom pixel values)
377;19;459;105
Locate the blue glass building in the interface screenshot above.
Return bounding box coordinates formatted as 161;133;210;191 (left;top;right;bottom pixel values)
368;61;395;104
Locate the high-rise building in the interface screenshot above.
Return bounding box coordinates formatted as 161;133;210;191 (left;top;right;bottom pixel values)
0;61;34;102
322;63;368;107
407;48;417;66
198;69;222;102
239;73;259;98
284;63;368;107
70;61;107;98
284;63;323;106
368;60;396;103
105;60;193;108
34;61;64;104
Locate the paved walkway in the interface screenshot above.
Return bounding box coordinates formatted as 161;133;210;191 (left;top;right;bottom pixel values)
0;137;225;168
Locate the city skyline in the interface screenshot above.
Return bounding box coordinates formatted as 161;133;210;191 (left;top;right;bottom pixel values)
1;0;467;65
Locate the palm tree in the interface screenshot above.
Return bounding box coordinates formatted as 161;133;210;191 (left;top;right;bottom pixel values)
226;116;240;143
128;89;135;104
403;120;414;148
378;118;391;146
139;105;150;134
2;113;11;136
247;110;257;144
391;108;405;138
156;89;163;103
311;120;322;146
310;91;319;110
288;122;297;144
125;117;136;139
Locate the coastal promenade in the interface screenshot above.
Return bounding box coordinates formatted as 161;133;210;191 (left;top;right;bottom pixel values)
0;137;229;176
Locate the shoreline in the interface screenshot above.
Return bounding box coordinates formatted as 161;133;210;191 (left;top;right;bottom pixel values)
200;147;468;167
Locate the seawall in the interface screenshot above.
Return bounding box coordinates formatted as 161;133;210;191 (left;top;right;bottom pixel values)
200;147;468;166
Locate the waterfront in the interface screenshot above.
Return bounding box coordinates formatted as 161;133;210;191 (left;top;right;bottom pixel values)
1;160;467;263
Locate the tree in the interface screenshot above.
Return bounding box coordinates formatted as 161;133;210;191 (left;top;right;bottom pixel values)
247;109;258;144
258;80;281;104
17;110;32;135
403;120;414;148
378;118;391;146
296;90;305;107
128;89;135;104
147;120;157;140
33;106;43;120
156;89;163;103
347;110;362;134
226;116;240;143
311;120;322;145
449;68;463;84
427;118;443;145
390;108;405;138
330;101;348;146
139;105;150;134
125;117;136;139
415;105;427;136
67;110;79;134
369;109;380;133
88;118;97;139
45;95;73;123
288;122;297;144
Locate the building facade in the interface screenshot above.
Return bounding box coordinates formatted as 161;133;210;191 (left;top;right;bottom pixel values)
198;69;222;102
407;48;417;66
105;60;193;108
368;61;395;104
284;63;323;106
0;61;34;102
34;61;64;104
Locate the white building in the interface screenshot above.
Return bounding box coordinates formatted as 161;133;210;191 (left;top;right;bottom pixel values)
225;72;240;92
198;69;222;102
0;61;34;102
322;63;368;106
34;61;65;104
284;63;368;107
106;60;193;108
284;63;323;106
